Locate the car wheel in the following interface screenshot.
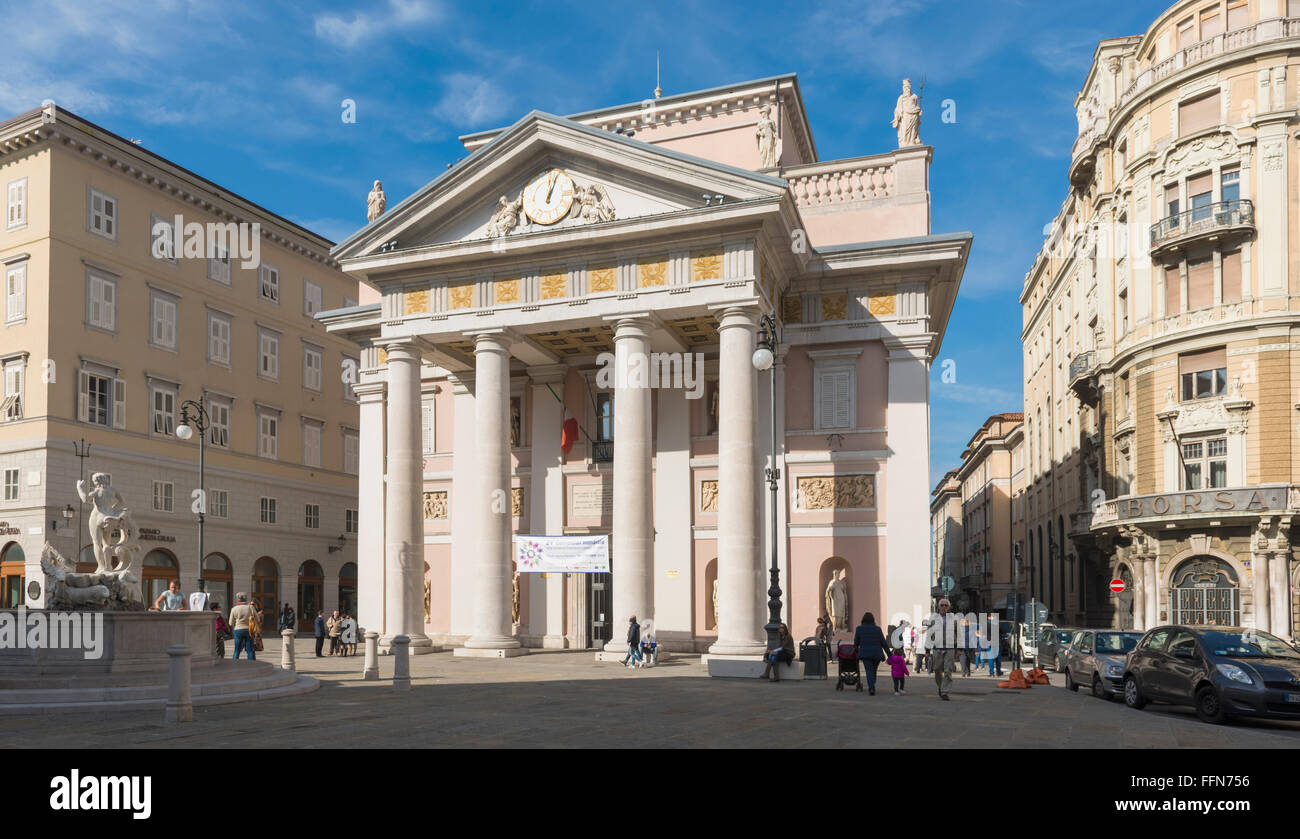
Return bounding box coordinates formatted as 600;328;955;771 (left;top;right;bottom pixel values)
1091;674;1107;700
1123;675;1146;710
1195;686;1229;725
1065;669;1078;692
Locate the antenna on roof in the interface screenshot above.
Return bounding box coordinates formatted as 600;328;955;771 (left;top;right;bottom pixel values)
654;51;663;100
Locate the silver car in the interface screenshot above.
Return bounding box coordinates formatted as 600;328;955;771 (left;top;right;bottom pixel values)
1063;629;1144;699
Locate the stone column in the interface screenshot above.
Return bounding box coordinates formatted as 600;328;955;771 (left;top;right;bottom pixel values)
528;364;569;649
1252;517;1272;631
280;629;296;670
164;644;193;724
363;630;379;680
883;334;934;624
381;342;433;653
709;305;765;657
457;331;524;656
448;372;477;637
1131;554;1146;632
392;635;411;691
1144;555;1159;630
1269;548;1291;638
355;376;387;638
602;316;655;655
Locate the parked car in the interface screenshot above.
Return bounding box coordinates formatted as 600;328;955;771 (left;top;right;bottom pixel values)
1036;625;1076;671
1123;625;1300;724
1063;629;1144;699
1017;624;1039;664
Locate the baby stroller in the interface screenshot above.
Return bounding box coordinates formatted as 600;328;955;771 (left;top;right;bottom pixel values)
835;642;863;692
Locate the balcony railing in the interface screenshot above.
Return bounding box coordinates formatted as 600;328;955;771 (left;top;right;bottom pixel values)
1149;199;1253;252
1068;350;1097;383
1068;350;1099;404
591;440;614;463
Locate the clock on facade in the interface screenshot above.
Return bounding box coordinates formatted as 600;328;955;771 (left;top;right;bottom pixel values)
522;168;575;225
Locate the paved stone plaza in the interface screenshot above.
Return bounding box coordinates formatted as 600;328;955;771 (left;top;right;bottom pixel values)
3;638;1299;748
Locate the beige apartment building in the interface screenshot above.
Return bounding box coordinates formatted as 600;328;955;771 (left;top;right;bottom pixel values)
1024;0;1300;636
0;104;362;628
930;469;962;602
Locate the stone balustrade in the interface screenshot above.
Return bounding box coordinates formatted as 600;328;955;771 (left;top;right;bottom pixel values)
784;156;895;207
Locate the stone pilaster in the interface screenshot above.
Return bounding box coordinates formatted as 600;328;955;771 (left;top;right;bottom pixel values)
353;378;386;642
1253;516;1273;631
884;333;934;622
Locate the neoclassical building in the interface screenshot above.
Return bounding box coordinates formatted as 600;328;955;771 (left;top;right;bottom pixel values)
1024;0;1300;636
322;75;969;655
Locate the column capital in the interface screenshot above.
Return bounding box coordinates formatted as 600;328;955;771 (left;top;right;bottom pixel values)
446;372;475;395
526;363;568;385
352;381;385;401
465;328;517;353
375;339;422;363
883;333;935;361
602;312;656;337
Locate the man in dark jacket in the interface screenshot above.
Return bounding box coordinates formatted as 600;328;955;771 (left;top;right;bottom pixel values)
314;611;327;657
621;616;643;668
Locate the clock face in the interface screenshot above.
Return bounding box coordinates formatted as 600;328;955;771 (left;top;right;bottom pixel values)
522;168;575;225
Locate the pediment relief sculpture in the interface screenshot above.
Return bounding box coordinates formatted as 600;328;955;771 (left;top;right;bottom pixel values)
1161;132;1241;180
484;169;617;239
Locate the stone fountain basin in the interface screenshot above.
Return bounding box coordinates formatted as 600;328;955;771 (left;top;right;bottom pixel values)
0;610;215;677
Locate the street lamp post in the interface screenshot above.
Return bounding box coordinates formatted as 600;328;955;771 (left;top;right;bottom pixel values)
175;399;209;594
751;312;782;655
72;439;92;562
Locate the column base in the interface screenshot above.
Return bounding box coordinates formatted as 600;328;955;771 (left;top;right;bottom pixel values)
453;646;529;659
702;653;801;679
542;634;568;650
707;640;766;657
378;634;440;655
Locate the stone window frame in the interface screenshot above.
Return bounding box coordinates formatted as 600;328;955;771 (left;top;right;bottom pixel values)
6;177;27;231
809;348;862;431
87;186;117;242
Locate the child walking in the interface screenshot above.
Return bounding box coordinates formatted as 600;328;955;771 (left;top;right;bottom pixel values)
887;648;910;695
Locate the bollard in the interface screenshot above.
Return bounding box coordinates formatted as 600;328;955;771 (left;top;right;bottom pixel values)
392;634;411;692
363;630;379;681
281;629;297;671
164;644;193;724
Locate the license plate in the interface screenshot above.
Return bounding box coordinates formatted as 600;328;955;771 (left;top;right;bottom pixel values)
1285;694;1300;704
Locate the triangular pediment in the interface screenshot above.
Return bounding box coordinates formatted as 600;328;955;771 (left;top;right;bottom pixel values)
333;111;788;261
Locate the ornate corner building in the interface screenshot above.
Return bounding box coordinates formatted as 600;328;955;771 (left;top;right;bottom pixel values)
1023;0;1300;636
321;75;971;655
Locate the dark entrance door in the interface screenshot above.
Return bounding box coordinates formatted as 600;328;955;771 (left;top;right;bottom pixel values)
587;572;612;649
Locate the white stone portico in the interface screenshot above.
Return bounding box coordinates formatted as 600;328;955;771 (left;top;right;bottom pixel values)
320;76;970;660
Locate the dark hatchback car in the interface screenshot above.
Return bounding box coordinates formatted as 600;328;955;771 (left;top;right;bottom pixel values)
1123;625;1300;724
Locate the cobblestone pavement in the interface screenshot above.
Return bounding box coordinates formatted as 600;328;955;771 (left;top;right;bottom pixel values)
3;639;1299;748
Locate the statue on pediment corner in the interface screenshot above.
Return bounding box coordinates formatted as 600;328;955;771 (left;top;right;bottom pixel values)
756;103;782;168
367;180;387;223
892;78;922;148
486;194;523;238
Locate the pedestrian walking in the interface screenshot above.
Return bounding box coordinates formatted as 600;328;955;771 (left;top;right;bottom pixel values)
340;614;357;656
229;593;258;661
930;598;958;700
852;612;889;696
212;604;232;659
621;616;643;668
887;648;910;695
761;622;795;681
313;610;327;657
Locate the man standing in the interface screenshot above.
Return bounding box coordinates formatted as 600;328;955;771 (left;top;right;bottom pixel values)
621;615;642;668
327;610;343;655
314;610;327;657
930;598;958;700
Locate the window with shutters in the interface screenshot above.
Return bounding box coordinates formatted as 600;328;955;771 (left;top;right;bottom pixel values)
303;344;323;392
815;369;854;430
79;370;124;428
86;270;116;332
343;430;359;474
207;397;230;448
1222;250;1243;304
345;509;358;533
1179;347;1228;401
1186;257;1213;311
152;480;174;512
258;412;279;459
305;504;320;529
3;469;16;502
6;179;26;230
259;264;279;303
1182;436;1228;490
150;292;178;350
302;421;321;467
1178;91;1220;137
5;263;25;324
1;360;23;421
258;329;280;380
209;489;228;518
303;280;322;316
207;243;230;285
88;188;116;240
207;312;231;366
421;395;435;454
150;384;177;436
260;496;277;524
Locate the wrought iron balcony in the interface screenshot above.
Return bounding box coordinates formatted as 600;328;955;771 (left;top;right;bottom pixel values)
1068;350;1099;404
1149;199;1254;257
591;440;614;463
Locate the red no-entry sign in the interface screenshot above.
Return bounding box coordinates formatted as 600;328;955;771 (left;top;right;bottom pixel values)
1110;579;1126;594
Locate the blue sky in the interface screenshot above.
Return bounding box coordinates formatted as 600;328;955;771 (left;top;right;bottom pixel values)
3;0;1176;485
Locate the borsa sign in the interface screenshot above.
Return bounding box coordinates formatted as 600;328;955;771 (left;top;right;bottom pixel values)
1104;486;1292;522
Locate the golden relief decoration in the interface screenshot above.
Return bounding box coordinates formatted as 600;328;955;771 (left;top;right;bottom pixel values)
494;276;521;305
638;258;668;288
511;487;524;517
540;272;566;300
781;295;803;324
377;347;389;365
589;263;616;293
691;249;722;282
868;292;896;316
797;475;876;510
404;288;430;315
820;292;848;322
423;490;449;520
449;283;475;310
700;479;718;514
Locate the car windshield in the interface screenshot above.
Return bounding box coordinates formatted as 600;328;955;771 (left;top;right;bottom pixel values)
1054;631;1072;643
1095;632;1141;654
1199;630;1300;660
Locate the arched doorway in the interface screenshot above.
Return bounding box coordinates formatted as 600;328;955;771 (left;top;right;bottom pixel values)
297;560;323;632
1;542;25;608
142;549;179;607
1115;563;1135;630
252;557;279;623
818;556;852;631
338;562;357;618
1169;557;1240;626
703;558;718;632
203;554;232;614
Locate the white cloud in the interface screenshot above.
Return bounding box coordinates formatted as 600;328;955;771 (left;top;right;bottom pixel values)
314;0;442;49
431;72;512;128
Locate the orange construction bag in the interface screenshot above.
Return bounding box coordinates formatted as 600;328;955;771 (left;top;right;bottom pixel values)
1026;668;1051;685
997;668;1031;689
